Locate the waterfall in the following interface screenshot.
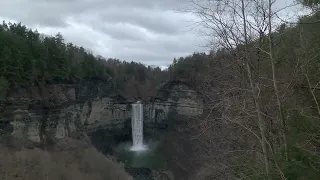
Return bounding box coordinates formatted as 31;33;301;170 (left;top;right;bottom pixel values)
130;101;146;151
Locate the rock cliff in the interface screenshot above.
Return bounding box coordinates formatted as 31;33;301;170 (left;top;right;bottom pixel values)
0;80;204;143
0;80;129;142
145;81;203;125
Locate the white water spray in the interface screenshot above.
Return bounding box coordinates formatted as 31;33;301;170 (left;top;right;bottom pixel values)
130;101;146;151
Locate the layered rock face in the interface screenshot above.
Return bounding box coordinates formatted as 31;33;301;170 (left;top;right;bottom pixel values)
0;80;132;143
0;80;204;143
145;81;203;124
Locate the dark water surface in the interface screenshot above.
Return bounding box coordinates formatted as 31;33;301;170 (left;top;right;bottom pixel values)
112;140;167;170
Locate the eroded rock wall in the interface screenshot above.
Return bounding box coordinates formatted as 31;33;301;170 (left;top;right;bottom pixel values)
145;82;204;124
0;80;204;143
0;80;131;143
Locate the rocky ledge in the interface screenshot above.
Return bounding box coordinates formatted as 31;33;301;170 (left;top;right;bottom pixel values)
0;80;204;145
0;80;129;142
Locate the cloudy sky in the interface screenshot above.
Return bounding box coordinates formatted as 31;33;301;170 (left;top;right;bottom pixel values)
0;0;303;67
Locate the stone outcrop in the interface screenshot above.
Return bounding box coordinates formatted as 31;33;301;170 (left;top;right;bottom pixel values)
0;80;131;142
0;80;204;143
145;80;203;124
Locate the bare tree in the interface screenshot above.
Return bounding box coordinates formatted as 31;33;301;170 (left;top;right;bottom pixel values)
178;0;272;178
177;0;305;179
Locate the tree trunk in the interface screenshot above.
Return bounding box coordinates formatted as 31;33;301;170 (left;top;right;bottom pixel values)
241;0;270;177
267;0;288;160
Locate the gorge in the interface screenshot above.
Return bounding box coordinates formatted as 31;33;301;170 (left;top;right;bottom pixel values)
0;80;203;141
1;2;320;179
0;79;204;179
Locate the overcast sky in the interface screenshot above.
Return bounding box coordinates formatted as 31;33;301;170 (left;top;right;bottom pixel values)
0;0;304;67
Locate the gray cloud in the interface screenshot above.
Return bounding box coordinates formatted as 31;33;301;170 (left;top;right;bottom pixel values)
98;7;182;35
0;0;299;66
0;0;200;66
100;23;147;41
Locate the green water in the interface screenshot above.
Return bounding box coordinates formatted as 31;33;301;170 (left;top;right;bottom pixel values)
113;141;167;170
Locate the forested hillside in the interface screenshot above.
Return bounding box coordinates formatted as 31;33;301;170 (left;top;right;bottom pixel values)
0;21;169;99
167;1;320;179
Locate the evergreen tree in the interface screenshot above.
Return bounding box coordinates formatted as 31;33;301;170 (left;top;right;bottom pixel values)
0;21;168;99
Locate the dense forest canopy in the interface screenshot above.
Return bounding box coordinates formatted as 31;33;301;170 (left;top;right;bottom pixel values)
0;21;172;99
169;4;320;179
0;20;213;100
300;0;320;8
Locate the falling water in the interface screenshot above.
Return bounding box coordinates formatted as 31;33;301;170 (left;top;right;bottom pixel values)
130;101;146;151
